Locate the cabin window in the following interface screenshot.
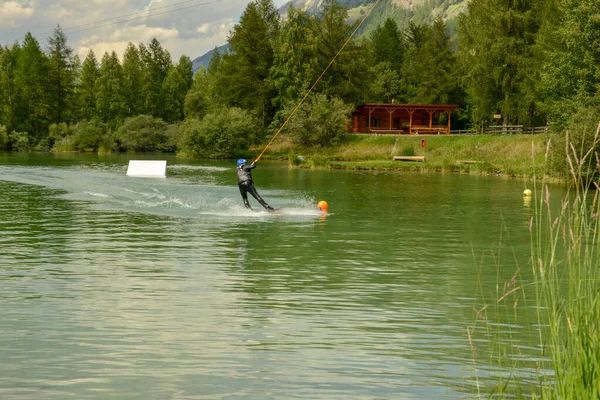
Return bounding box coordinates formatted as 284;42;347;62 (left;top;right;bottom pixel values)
370;118;381;127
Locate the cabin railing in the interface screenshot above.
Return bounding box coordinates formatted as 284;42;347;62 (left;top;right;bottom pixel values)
410;125;450;135
450;129;479;135
451;126;549;135
362;125;549;135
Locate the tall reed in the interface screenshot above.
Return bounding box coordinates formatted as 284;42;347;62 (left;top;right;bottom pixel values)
468;124;600;398
530;124;600;398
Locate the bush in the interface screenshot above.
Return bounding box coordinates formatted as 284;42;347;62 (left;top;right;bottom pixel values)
49;123;72;143
72;120;108;152
279;94;353;147
49;122;75;151
9;131;31;152
0;125;8;150
34;138;52;152
179;108;259;158
164;123;183;152
50;120;112;153
52;136;76;152
115;115;169;152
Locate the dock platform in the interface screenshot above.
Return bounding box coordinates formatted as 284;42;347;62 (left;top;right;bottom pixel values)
393;156;425;162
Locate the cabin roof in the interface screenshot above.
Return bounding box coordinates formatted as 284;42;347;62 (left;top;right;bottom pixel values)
358;103;459;111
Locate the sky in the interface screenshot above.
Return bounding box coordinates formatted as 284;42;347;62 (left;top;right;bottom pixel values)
0;0;290;61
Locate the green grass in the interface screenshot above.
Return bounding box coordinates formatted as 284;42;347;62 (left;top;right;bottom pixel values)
258;133;551;178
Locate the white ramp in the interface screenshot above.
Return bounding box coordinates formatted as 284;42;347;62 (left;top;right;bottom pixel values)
126;160;167;178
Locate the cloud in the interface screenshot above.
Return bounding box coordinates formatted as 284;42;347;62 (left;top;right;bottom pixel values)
78;40;132;61
197;24;210;34
0;1;35;27
196;18;234;37
2;0;289;60
109;25;179;43
75;19;233;63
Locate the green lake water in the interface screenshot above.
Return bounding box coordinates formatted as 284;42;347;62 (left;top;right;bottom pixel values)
0;152;564;399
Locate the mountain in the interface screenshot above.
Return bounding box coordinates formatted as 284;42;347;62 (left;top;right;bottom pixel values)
191;0;470;73
342;0;470;38
192;43;229;73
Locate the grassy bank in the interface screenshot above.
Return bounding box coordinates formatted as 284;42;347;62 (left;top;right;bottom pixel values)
255;133;550;178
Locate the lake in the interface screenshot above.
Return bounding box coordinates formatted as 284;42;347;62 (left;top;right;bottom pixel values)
0;152;563;399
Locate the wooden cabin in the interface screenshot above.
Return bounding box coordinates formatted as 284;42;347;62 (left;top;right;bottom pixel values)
352;103;459;135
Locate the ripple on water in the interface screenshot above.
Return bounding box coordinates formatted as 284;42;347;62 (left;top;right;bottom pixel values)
0;162;548;399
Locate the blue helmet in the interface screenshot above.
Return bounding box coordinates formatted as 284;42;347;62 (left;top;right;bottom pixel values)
237;159;247;168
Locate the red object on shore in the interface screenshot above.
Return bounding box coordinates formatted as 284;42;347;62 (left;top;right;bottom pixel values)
421;139;426;148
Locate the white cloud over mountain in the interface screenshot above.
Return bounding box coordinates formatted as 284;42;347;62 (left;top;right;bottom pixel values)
1;0;287;61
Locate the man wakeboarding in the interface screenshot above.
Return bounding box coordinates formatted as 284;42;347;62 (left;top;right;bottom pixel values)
236;159;274;211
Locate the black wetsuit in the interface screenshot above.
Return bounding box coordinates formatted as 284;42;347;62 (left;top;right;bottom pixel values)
236;163;273;210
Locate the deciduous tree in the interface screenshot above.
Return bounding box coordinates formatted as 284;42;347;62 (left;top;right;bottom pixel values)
537;0;600;128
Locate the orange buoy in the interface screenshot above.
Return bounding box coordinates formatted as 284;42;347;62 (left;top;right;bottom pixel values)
317;200;328;212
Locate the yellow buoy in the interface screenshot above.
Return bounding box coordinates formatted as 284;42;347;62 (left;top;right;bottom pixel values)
523;189;532;197
317;200;328;212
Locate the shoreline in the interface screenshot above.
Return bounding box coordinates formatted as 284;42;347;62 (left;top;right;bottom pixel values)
4;133;559;181
249;133;557;181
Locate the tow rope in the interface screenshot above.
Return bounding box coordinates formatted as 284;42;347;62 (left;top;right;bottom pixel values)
254;0;383;162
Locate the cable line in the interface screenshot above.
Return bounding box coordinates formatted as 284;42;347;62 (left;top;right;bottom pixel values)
63;1;222;35
60;0;209;32
254;0;383;163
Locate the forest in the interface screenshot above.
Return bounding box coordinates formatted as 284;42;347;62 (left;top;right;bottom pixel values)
0;0;599;158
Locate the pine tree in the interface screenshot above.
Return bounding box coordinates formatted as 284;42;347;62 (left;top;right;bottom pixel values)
402;19;456;105
79;50;99;120
272;0;370;108
71;54;83;122
0;46;8;128
309;0;369;105
270;5;316;108
96;51;125;123
457;0;540;126
141;39;172;119
46;25;75;124
13;33;51;142
215;0;279;127
122;42;145;117
367;18;405;103
0;44;20;132
163;55;193;123
370;18;405;72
